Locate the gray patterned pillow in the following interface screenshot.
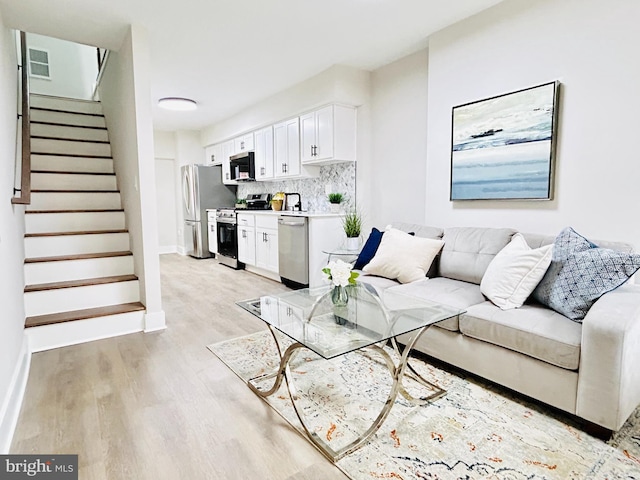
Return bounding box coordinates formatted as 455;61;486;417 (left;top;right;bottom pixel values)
532;227;640;322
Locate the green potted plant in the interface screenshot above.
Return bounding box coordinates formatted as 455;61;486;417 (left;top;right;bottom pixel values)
328;192;344;213
235;198;247;209
342;210;362;251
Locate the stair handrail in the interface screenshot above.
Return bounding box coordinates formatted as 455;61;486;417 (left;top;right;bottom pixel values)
12;31;30;205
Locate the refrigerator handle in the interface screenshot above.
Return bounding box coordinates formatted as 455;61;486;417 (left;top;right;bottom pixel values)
193;221;201;257
183;168;192;219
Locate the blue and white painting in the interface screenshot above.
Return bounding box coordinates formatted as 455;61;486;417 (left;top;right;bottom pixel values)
450;82;558;200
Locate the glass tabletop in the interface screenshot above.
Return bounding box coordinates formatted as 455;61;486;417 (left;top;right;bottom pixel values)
237;283;464;360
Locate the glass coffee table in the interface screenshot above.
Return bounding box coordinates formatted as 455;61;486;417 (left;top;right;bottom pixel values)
237;283;464;461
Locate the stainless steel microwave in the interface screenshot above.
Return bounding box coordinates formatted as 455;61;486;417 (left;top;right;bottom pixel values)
229;151;256;182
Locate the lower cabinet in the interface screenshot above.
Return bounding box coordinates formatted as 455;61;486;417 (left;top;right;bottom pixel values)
255;216;279;273
238;213;279;274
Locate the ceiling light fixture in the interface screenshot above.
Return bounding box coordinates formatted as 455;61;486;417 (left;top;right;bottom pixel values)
158;97;197;111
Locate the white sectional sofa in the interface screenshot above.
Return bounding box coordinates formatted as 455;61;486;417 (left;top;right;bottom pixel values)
357;223;640;432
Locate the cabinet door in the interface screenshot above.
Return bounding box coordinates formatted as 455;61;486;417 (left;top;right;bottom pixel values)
254;126;274;180
256;228;279;272
237;226;256;266
274;118;300;178
234;133;254;154
300;111;316;163
315;105;334;161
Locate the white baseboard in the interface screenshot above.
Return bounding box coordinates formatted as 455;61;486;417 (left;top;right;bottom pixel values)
0;334;31;454
176;246;187;256
144;310;166;332
158;245;178;255
27;311;145;353
244;265;281;283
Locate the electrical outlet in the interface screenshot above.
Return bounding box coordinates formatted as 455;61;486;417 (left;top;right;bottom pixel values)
325;184;332;195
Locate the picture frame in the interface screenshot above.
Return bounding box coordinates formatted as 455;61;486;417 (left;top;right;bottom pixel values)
450;81;560;201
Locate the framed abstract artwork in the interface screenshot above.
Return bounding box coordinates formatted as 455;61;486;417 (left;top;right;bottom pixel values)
450;81;560;201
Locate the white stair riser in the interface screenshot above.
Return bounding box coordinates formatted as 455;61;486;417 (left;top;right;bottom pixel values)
31;173;117;190
24;280;140;317
27;311;145;353
31;123;108;142
28;192;122;211
30;96;103;115
31;155;114;173
25;233;130;258
31;138;111;157
30;109;106;128
25;256;134;285
25;211;125;234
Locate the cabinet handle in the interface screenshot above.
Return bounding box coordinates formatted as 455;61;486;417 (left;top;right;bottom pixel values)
261;167;265;176
241;141;245;149
211;154;215;162
225;173;229;179
310;145;314;156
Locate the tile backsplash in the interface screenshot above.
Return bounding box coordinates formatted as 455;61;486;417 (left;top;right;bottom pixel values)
238;162;356;213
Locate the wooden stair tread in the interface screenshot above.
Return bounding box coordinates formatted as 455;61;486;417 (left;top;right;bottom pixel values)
30;120;107;131
31;152;112;159
31;170;115;176
31;135;110;145
25;302;145;328
25;251;132;263
31;106;104;118
31;189;118;193
25;229;128;237
26;209;123;214
25;274;138;292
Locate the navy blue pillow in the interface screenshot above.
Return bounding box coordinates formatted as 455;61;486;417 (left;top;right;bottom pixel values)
354;228;384;270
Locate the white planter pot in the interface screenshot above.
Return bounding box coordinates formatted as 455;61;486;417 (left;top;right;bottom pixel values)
330;204;341;213
345;237;360;251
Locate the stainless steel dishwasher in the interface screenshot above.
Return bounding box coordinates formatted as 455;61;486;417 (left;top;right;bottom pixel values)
278;215;309;287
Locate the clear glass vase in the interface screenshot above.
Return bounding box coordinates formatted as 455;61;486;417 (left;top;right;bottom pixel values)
331;285;349;307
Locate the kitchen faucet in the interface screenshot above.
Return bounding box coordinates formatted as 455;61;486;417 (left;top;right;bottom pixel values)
285;192;302;211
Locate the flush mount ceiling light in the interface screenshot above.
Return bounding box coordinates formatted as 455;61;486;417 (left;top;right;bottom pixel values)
158;97;197;111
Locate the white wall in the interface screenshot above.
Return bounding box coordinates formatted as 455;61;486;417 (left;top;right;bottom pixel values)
99;25;165;331
155;158;178;253
424;0;640;247
26;33;97;100
0;22;29;452
368;49;429;228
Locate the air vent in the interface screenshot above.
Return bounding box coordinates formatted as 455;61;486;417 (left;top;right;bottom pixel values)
28;48;50;79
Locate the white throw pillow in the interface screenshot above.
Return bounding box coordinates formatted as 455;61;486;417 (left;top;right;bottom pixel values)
480;233;553;310
363;227;444;284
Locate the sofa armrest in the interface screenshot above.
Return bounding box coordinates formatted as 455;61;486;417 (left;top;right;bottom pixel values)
576;283;640;430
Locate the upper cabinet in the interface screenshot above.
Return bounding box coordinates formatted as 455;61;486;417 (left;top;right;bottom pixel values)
300;105;356;165
204;143;222;165
234;132;254;155
274;118;300;178
254;126;274;181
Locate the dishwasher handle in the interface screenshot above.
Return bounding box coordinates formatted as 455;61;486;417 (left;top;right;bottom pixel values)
278;218;306;226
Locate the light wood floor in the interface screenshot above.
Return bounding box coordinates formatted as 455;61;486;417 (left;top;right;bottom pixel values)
11;254;350;480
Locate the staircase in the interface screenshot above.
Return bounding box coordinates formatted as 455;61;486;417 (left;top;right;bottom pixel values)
24;94;146;352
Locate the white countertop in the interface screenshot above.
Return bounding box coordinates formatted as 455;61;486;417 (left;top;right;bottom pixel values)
237;209;343;218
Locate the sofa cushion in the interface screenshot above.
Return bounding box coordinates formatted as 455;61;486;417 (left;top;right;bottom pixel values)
532;227;640;322
392;223;444;278
480;233;553;310
460;301;582;370
386;277;485;331
440;227;517;284
363;227;444;283
357;272;402;296
354;227;384;270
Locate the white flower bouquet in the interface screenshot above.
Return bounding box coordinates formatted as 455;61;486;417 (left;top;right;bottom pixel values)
322;259;359;287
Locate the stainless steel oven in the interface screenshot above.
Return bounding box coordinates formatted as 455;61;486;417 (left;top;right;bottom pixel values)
216;208;241;269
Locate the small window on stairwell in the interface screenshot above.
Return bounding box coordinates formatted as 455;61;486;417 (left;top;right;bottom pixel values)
28;47;51;79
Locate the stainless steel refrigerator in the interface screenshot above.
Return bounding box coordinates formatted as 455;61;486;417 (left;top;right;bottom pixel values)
182;164;236;258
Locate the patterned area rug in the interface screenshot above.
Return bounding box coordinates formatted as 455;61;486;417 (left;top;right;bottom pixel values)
208;331;640;479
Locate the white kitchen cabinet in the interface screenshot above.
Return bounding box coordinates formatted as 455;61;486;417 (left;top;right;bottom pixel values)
254;126;274;180
234;133;254;154
205;143;222;165
300;105;356;165
274;118;320;179
255;215;279;273
237;213;256;266
221;140;238;185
